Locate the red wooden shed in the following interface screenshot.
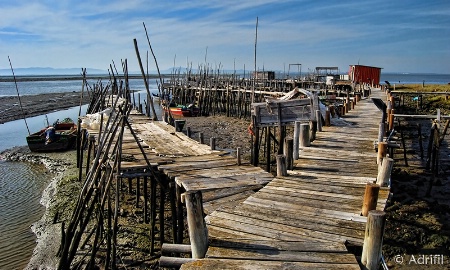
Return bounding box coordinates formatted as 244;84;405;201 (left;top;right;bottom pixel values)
348;65;382;86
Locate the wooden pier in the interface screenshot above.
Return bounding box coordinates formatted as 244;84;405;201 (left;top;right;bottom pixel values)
60;74;392;269
174;88;391;269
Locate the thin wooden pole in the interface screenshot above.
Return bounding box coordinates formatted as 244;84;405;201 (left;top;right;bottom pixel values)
293;121;301;160
8;56;30;134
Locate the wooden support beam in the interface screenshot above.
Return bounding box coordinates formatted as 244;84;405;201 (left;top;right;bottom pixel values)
185;191;208;259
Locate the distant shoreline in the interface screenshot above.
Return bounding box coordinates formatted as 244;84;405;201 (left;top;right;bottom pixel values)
0;74;170;82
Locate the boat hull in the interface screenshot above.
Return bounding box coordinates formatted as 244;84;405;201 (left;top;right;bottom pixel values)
26;122;78;152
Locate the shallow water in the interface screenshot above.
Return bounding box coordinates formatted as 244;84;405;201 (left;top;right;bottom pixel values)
0;160;51;269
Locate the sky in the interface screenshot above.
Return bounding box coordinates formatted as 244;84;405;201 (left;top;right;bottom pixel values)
1;0;449;74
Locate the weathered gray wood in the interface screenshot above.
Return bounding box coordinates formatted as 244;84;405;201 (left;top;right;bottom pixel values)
160;256;194;268
293;121;301;160
185;191;208;259
361;210;386;270
299;123;310;147
161;243;192;254
376;157;394;187
276;154;287;176
181;259;360;270
251;98;312;127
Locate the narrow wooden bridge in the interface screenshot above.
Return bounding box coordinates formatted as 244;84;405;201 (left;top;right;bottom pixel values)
69;87;391;269
172;88;391;269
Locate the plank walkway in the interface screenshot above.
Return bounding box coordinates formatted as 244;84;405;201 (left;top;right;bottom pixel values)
86;88;391;268
179;88;391;269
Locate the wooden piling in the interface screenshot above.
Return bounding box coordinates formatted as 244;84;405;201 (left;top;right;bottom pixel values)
361;210;386;270
361;183;380;217
299;123;311;147
315;110;322;132
377;142;388;165
376;157;394;187
325;108;331;127
293;121;301;160
284;138;294;170
199;132;204;144
210;137;216;150
236;147;242;165
276;154;287;177
185;191;208;259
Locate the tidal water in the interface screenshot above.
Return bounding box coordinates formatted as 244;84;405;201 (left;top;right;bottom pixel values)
0;77;160;269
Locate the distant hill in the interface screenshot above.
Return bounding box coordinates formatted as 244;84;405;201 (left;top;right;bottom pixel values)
0;67;109;76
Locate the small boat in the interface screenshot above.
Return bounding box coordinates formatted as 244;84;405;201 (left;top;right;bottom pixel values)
151;93;160;101
162;102;199;117
26;119;78;152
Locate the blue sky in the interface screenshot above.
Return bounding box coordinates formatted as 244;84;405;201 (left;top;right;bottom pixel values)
1;0;449;74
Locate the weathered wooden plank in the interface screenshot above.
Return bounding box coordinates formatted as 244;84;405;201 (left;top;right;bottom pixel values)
231;203;365;231
206;246;359;264
205;215;330;242
208;211;364;244
202;185;263;203
181;259;360;270
208;239;348;252
217;206;365;242
243;196;367;223
207;225;273;241
203;190;255;215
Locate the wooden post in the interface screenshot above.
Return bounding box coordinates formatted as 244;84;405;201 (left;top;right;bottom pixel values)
377;157;394;187
388;109;395;131
378;122;385;145
325;108;331;127
293;121;301;160
361;183;380;217
265;127;271;172
377;142;388;165
236;147;242;165
361;210;386;270
210;137;216;150
284;138;294;170
315;110;322;132
276;154;287;176
187;127;191;138
310;120;317;142
299;123;311;147
199;132;204;144
185;191;208;259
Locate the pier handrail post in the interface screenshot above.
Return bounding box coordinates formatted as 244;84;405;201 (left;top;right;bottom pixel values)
185;190;208;259
299;123;311;147
315;110;322;132
361;183;380;217
310;120;317;141
276;154;287;176
377;142;388;165
325;107;331;127
284;138;294;170
361;210;386;270
210;137;216;150
236;147;242;165
293;121;301;160
377;157;394;186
